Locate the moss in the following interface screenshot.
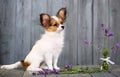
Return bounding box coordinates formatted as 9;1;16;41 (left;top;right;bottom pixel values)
60;66;103;74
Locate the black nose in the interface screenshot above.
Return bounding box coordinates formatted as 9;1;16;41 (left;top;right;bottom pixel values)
61;26;64;29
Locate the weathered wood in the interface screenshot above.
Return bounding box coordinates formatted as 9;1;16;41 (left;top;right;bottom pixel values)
0;65;120;77
0;0;120;65
77;0;93;65
1;0;17;64
0;69;24;77
91;72;116;77
0;0;4;64
109;65;120;77
22;0;32;59
14;0;24;62
93;0;110;65
109;0;120;65
23;71;45;77
68;74;91;77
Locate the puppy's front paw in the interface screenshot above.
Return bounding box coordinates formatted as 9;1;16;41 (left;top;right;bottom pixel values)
54;66;60;70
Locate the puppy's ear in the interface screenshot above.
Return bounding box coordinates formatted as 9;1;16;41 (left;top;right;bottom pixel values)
56;8;67;23
40;13;50;28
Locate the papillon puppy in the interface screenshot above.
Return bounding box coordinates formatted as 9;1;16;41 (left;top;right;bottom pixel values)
1;8;67;71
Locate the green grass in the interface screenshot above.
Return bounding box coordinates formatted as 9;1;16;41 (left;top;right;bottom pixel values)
60;66;103;74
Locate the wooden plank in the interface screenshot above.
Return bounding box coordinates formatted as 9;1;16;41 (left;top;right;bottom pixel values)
77;0;93;65
109;0;120;65
46;74;56;77
0;69;24;77
51;0;62;15
23;71;45;77
91;72;116;77
56;74;69;77
93;0;110;65
2;0;17;64
109;71;120;77
62;0;78;66
109;65;120;77
21;0;32;58
14;0;24;61
0;0;10;64
69;74;91;77
0;0;4;64
9;0;17;63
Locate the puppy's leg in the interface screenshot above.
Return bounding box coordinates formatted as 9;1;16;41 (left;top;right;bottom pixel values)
45;54;53;70
26;60;42;71
53;53;60;70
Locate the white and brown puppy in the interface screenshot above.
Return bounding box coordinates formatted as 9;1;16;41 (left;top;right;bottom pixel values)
1;8;67;71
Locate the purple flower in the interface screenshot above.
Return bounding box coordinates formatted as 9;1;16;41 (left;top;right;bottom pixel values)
111;47;116;54
83;40;90;45
53;68;60;74
101;24;104;27
108;33;114;37
115;43;120;49
32;72;36;76
39;71;46;75
105;28;109;34
42;69;53;75
104;28;114;37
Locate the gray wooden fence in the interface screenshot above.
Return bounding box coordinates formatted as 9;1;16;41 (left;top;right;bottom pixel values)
0;0;120;66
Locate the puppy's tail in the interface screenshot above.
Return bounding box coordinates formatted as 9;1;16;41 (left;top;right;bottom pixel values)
1;60;30;70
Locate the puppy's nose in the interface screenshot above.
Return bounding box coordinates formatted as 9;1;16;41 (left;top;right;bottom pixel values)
61;26;64;29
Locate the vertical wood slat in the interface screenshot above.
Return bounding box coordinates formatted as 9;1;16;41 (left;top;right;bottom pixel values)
15;0;24;61
0;0;4;64
22;0;32;58
0;0;17;64
109;0;120;65
93;0;110;65
77;0;93;65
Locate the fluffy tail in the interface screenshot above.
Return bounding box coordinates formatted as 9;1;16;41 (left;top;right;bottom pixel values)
1;60;30;70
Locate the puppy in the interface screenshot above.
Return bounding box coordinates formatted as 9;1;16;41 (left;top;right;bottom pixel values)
1;8;67;71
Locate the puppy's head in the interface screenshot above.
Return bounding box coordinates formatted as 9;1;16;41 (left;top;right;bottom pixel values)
40;8;67;32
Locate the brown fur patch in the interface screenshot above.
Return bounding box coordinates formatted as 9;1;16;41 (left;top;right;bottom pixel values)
47;26;58;32
21;60;30;68
46;18;59;32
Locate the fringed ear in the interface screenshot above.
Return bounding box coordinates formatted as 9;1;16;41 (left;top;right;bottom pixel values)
40;13;50;28
56;8;67;23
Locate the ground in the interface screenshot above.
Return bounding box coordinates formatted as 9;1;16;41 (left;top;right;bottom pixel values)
0;65;120;77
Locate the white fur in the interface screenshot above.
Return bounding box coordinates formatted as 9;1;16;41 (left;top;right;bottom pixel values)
1;61;22;69
1;16;65;72
52;16;59;21
25;30;64;71
52;16;64;32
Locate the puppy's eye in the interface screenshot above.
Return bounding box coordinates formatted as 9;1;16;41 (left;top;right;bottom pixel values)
61;22;63;24
54;24;57;26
